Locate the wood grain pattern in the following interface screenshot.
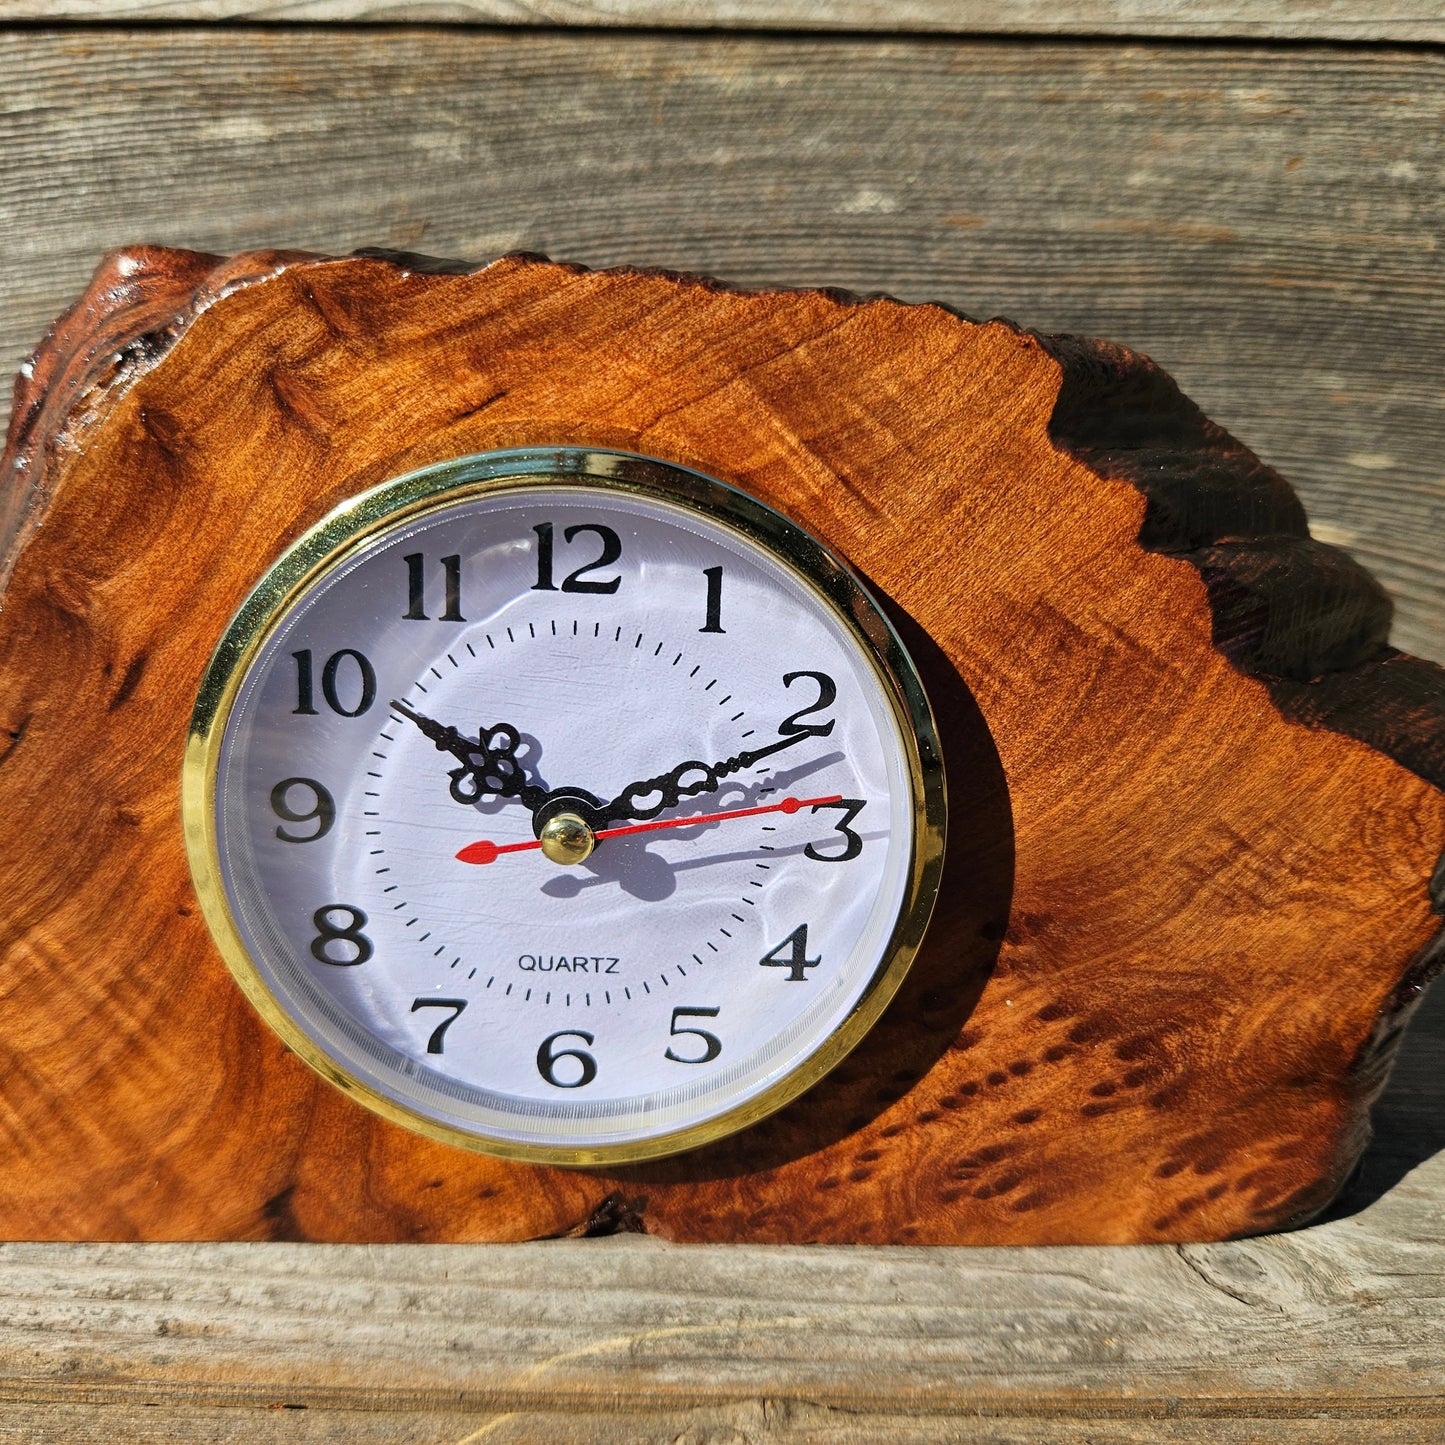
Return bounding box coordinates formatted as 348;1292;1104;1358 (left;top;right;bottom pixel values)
0;245;307;593
0;976;1441;1438
2;0;1442;42
1;31;1439;665
0;1079;1440;1437
1;17;1442;1430
6;1412;1445;1445
1;247;1440;1246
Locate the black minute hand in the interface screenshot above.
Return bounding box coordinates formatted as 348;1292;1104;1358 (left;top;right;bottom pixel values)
598;730;815;827
390;699;548;810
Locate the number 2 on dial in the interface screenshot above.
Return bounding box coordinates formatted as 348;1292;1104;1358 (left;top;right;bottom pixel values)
779;670;836;737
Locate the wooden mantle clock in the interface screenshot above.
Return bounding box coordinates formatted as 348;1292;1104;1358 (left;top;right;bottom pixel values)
0;246;1441;1245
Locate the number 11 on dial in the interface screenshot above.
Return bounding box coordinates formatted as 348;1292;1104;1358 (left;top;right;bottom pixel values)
184;448;945;1163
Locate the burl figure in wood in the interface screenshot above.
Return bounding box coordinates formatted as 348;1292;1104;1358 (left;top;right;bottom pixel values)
1;248;1441;1244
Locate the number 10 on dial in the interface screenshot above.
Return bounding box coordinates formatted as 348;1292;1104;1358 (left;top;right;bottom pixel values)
184;448;945;1163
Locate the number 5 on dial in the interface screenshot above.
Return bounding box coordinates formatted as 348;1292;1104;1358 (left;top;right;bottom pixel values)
665;1007;722;1064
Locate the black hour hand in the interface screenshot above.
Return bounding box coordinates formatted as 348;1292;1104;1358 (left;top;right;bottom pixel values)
391;699;547;810
599;730;813;827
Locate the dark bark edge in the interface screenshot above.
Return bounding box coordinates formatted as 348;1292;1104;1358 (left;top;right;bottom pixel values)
1035;331;1445;1031
1035;332;1445;799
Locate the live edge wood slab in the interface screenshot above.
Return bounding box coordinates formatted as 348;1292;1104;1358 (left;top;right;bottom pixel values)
0;246;1441;1246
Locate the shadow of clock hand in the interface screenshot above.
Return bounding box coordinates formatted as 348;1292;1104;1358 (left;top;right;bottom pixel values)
541;830;892;901
538;752;847;901
605;599;1014;1186
763;751;848;795
544;833;678;902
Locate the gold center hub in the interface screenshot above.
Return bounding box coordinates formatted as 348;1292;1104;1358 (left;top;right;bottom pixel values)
538;812;597;866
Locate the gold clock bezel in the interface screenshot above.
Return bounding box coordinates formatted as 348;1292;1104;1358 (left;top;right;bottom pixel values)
182;447;946;1166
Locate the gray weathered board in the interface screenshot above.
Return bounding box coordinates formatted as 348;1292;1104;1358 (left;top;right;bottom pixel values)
2;0;1444;41
0;8;1442;1439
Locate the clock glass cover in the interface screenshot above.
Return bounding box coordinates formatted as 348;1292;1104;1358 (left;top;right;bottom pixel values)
184;449;944;1163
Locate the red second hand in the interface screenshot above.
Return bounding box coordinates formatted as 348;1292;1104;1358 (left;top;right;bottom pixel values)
455;793;844;865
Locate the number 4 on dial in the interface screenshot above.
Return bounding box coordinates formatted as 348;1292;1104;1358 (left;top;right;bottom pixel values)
759;925;820;982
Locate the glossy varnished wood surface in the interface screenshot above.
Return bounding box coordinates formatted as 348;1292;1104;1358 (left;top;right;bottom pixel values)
0;11;1441;1436
0;247;1440;1248
0;1000;1439;1439
0;31;1441;663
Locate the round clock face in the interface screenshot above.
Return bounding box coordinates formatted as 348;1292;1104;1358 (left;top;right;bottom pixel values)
185;449;944;1163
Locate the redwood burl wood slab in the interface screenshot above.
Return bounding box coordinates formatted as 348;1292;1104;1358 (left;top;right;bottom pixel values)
1;248;1441;1245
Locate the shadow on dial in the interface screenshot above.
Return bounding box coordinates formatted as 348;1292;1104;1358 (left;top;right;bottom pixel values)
608;595;1014;1183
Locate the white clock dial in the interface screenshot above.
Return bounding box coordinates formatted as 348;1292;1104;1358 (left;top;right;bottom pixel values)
186;450;944;1162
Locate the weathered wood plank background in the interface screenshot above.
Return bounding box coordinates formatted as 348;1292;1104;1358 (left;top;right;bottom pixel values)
0;4;1441;1438
1;28;1441;663
1;1;1443;42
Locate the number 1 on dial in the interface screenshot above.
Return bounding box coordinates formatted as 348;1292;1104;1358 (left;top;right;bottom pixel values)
700;566;725;633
